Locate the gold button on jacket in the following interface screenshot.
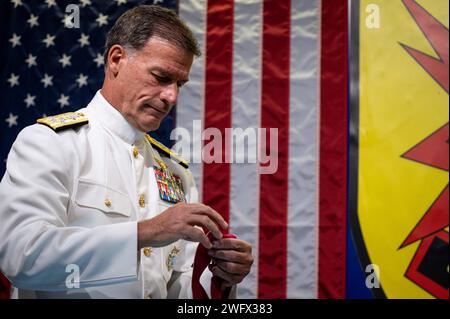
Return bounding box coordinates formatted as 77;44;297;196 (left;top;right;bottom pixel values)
104;198;112;207
143;247;152;257
139;195;145;208
132;146;139;158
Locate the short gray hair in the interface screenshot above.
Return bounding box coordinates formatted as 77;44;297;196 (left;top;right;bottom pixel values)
104;5;201;65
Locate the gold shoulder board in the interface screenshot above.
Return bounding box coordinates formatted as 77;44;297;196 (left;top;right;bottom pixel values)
145;134;189;169
37;112;88;132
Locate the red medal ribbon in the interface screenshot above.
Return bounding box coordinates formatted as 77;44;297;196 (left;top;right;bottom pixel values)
192;232;237;299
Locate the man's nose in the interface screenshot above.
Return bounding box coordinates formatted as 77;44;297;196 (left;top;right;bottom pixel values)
160;83;178;106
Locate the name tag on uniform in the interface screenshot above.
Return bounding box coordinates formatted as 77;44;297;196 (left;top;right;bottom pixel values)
154;159;186;204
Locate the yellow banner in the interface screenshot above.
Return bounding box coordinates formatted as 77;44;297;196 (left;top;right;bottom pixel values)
359;0;449;299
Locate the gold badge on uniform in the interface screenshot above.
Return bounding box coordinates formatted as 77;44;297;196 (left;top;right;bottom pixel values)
166;246;181;271
154;159;186;204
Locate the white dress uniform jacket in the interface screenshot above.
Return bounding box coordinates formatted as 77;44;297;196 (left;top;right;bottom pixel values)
0;91;200;298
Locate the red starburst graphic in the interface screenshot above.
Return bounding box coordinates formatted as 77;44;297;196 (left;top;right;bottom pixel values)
400;0;449;93
399;0;449;299
401;124;449;248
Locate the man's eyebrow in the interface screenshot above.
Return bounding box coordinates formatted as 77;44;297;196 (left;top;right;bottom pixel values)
152;67;189;82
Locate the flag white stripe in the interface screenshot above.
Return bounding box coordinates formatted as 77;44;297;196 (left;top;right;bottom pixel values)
287;0;320;298
229;0;263;299
178;0;207;201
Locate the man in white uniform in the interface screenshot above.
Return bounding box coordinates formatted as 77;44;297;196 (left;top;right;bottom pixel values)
0;5;253;299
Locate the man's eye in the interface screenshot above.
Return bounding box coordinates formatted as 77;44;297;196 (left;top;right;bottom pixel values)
152;73;171;83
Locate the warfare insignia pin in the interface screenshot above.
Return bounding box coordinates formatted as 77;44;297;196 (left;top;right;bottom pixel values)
166;246;181;271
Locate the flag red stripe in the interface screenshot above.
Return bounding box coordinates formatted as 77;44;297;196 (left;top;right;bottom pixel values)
318;0;349;299
258;0;291;299
0;272;10;299
202;0;234;223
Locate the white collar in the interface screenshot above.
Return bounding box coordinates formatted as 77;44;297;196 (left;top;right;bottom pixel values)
87;90;145;145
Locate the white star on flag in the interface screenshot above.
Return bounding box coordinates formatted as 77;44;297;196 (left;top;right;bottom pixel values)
5;113;18;128
57;94;70;108
115;0;127;5
24;94;36;108
96;13;108;27
25;54;37;68
41;74;53;88
10;0;23;8
153;0;164;4
59;54;72;68
78;33;90;47
42;34;56;48
94;53;104;67
62;15;72;28
76;74;88;88
9;34;21;47
27;14;39;28
7;73;19;87
79;0;92;7
45;0;56;7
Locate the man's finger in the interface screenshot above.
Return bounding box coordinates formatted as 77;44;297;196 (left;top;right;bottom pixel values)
209;265;243;286
190;204;228;230
187;215;223;240
212;238;251;252
214;259;249;276
186;227;212;249
208;249;248;264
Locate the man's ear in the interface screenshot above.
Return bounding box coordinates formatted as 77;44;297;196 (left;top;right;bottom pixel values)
107;44;127;77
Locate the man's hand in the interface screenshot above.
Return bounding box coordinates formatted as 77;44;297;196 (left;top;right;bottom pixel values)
137;203;228;249
207;238;254;289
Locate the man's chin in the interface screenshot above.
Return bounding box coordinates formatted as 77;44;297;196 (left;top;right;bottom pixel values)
140;120;161;132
